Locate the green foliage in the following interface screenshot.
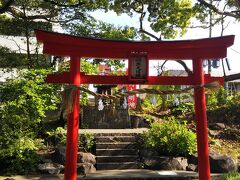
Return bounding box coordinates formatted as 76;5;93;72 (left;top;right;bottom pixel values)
65;19;135;72
207;87;230;109
0;46;28;68
0;0;57;68
194;0;240;21
142;117;197;156
45;128;95;152
0;149;42;175
172;102;194;115
79;131;95;152
206;92;218;109
206;88;240;124
142;94;162;111
0;0;109;68
45;127;66;146
111;0;195;39
79;59;99;105
0;69;60;125
0;69;60;174
0;14;52;36
142;114;155;124
63;15;138;40
216;87;228;105
80;86;89;106
226;92;240;121
222;171;240;180
142;85;179;112
0;45;51;68
80;58;99;75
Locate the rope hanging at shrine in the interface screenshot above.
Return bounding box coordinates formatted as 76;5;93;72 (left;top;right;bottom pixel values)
71;81;220;100
60;81;220;113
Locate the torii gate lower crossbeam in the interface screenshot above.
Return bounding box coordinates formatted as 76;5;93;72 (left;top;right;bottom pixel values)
35;30;235;180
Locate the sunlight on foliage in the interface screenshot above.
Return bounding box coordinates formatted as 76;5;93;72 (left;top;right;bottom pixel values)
142;117;197;156
0;69;60;174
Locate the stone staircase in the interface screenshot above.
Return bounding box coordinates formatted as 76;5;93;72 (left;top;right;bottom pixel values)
95;133;141;170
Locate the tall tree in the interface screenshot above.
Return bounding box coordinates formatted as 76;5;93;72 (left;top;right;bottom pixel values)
0;0;58;68
0;0;110;68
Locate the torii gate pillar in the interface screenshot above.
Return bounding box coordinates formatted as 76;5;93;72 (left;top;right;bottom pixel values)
64;56;80;180
193;59;210;180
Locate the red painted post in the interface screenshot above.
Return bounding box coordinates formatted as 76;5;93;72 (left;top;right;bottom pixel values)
64;56;80;180
193;59;210;180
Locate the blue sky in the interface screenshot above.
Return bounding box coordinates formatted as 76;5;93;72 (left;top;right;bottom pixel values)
91;10;240;76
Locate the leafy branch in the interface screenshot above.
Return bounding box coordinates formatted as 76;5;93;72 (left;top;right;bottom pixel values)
197;0;240;19
0;0;14;14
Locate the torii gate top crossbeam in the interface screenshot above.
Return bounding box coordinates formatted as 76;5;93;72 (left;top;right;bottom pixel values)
35;30;234;60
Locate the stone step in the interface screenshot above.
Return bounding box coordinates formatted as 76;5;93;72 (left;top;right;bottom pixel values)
96;155;139;163
96;162;141;170
96;149;138;156
94;133;141;137
96;142;137;149
95;136;137;143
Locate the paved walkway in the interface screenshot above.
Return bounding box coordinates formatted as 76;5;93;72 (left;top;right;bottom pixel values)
84;169;199;179
84;169;223;179
0;170;223;180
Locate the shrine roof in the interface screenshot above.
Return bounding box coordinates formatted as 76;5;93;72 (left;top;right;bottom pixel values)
35;29;234;60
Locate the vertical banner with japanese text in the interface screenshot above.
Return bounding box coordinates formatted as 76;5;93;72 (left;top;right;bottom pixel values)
127;85;137;109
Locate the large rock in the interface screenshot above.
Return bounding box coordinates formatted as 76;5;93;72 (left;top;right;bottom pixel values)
210;154;237;173
142;156;188;170
209;123;226;130
51;146;66;165
186;164;197;172
51;147;96;166
175;157;188;170
77;152;96;165
188;153;237;173
186;154;198;172
77;163;96;175
38;162;64;174
209;129;221;137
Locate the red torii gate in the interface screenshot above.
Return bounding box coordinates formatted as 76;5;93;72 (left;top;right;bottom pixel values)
35;30;234;180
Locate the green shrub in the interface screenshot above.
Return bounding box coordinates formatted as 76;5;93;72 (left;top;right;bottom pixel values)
0;69;60;174
142;117;197;156
79;131;95;153
0;149;41;175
